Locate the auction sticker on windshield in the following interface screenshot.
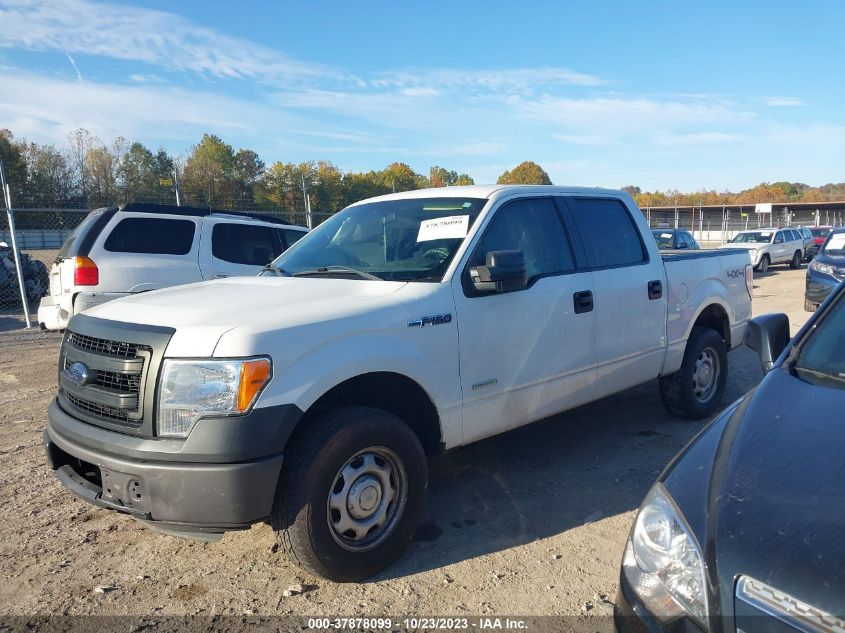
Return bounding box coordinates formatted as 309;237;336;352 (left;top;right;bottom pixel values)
417;215;470;242
826;234;845;251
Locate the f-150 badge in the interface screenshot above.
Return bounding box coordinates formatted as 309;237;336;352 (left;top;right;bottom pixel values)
408;314;452;328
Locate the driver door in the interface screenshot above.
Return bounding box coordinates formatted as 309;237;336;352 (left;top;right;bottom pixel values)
452;196;598;444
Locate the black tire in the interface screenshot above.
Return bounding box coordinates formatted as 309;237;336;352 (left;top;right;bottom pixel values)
789;250;802;269
659;327;728;420
755;254;769;273
272;406;427;582
804;298;818;312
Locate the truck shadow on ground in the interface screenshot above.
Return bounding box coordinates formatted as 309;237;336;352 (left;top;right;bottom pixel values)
374;346;762;581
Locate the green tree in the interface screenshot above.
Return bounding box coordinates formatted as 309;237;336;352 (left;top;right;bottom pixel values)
496;161;552;185
19;141;75;206
182;134;238;207
0;129;28;204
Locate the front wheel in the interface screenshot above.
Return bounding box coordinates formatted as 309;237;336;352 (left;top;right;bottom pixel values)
756;254;770;273
789;251;802;269
273;406;428;582
659;327;728;420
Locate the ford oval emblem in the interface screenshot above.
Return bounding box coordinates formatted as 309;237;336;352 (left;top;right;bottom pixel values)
64;361;91;387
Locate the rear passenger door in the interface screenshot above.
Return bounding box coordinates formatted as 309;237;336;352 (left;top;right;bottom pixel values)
561;196;668;398
90;214;202;292
199;220;285;279
453;196;597;444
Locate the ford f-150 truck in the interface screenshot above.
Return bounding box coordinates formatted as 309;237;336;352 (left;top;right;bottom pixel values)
44;186;753;581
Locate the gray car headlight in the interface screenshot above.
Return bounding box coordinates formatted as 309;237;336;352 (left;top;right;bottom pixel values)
810;259;834;275
623;484;708;627
157;358;272;437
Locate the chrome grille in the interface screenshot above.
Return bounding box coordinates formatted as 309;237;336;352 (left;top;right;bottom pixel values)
67;332;142;358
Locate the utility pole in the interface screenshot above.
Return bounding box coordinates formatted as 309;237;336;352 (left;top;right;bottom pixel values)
0;160;32;328
300;173;312;229
173;170;181;207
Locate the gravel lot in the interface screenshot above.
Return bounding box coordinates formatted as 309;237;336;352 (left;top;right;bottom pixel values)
0;266;812;620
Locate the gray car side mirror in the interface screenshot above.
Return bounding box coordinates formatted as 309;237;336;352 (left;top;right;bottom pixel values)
744;313;790;372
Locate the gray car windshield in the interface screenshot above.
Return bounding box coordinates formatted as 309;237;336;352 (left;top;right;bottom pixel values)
730;231;773;244
267;197;486;282
795;291;845;386
821;231;845;257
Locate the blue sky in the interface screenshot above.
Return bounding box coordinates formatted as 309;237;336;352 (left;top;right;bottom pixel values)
1;0;843;190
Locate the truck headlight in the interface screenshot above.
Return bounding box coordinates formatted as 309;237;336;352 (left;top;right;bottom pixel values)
810;259;834;275
623;484;708;628
157;358;272;437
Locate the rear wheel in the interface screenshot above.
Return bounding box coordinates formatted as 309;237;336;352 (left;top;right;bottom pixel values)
756;254;770;273
789;250;802;269
273;406;427;582
659;327;728;420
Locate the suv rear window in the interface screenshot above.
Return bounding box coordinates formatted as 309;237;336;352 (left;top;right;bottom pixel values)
103;217;196;255
57;208;116;259
212;223;280;265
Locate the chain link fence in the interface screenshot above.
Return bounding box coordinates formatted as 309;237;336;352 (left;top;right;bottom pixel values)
643;205;845;247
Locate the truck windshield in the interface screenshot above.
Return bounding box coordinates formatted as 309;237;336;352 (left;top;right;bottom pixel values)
730;231;773;244
267;197;486;282
794;291;845;388
652;230;674;248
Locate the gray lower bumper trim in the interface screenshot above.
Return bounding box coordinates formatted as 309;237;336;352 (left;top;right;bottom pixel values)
46;426;284;528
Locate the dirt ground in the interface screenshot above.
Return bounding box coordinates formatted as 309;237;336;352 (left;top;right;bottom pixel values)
0;266;812;621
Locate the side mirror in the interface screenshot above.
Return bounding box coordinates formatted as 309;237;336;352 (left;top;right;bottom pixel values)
743;313;790;372
469;250;527;294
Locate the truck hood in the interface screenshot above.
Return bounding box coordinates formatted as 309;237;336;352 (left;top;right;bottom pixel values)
717;242;766;251
84;277;408;356
709;367;845;617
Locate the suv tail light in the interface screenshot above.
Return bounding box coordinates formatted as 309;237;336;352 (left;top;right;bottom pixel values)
73;256;99;286
745;264;754;299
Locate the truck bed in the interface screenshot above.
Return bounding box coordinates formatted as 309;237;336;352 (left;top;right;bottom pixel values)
661;247;749;262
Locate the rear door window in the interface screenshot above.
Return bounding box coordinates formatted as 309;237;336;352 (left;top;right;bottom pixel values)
104;217;196;254
212;223;280;265
565;197;646;268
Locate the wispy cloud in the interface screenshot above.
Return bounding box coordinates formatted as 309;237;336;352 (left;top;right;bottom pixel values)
759;95;806;107
63;50;83;85
0;0;334;83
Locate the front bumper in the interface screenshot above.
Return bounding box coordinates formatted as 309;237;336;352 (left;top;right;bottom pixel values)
45;398;296;535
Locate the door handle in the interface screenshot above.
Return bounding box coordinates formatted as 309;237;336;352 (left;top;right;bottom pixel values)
648;280;663;300
573;290;594;314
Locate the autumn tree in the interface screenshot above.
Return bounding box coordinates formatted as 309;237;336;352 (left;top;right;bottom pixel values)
430;166;475;188
496;161;552;185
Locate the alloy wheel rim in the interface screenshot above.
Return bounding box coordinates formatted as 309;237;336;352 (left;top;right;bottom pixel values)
326;446;407;552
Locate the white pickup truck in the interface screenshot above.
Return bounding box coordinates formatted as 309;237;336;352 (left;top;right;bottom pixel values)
45;186;753;581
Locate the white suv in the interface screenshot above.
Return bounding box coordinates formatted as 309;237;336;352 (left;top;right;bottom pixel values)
718;227;805;273
37;203;308;330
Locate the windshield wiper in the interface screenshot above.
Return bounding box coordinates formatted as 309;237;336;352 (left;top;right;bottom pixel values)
260;264;287;276
794;365;845;386
293;266;382;281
